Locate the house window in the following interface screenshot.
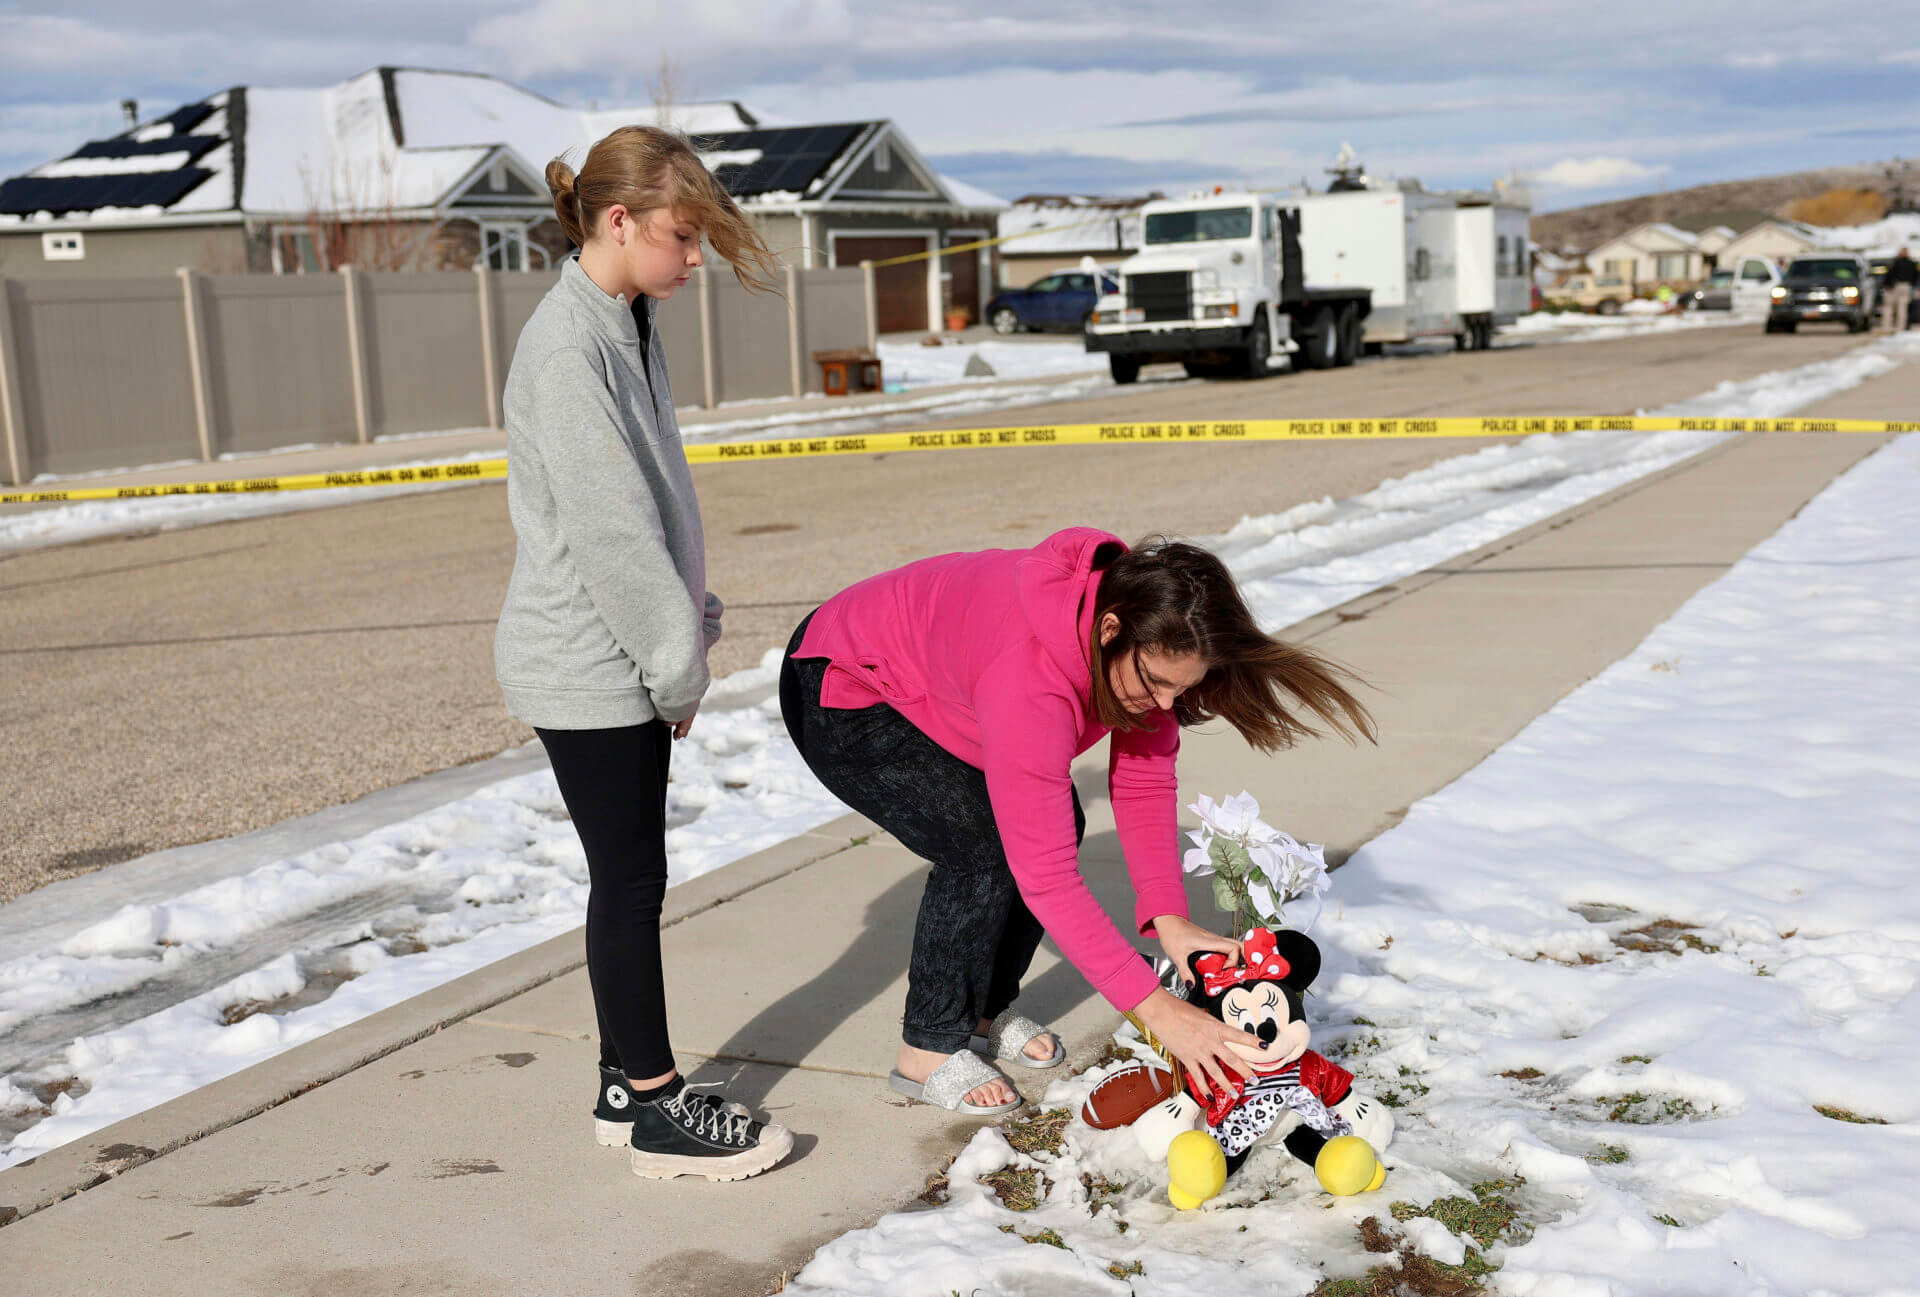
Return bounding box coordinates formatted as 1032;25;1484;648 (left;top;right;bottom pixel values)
41;232;84;261
481;223;547;271
488;161;507;192
874;138;891;172
1655;253;1687;279
1497;234;1508;264
1513;238;1527;276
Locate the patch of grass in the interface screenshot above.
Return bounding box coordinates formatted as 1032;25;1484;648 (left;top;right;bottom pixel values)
1391;1177;1530;1251
1351;1016;1375;1027
1017;1227;1068;1249
1618;1054;1654;1065
919;1155;955;1205
1309;1245;1499;1297
1081;1172;1125;1211
1107;1259;1145;1279
981;1167;1047;1212
1662;1096;1705;1121
1653;1214;1682;1228
1614;920;1720;956
848;834;872;846
1587;1144;1629;1164
1358;1216;1397;1253
1500;1067;1544;1081
1005;1108;1071;1156
1814;1104;1888;1125
1606;1092;1650;1122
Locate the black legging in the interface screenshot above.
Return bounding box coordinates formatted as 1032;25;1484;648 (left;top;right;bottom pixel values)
779;615;1084;1053
536;722;676;1081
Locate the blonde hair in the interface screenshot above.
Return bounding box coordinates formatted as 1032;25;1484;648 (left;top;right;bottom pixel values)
545;125;780;293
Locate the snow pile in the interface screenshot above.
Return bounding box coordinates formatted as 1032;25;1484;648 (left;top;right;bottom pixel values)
1503;308;1749;344
874;339;1109;389
784;434;1920;1297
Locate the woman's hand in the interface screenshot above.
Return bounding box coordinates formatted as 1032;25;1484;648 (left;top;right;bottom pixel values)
672;707;698;741
1130;987;1254;1100
1150;913;1242;986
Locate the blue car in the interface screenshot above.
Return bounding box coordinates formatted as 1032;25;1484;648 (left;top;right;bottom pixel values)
985;271;1118;334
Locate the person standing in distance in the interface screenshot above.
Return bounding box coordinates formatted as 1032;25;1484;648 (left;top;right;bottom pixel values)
1884;246;1916;332
495;125;791;1182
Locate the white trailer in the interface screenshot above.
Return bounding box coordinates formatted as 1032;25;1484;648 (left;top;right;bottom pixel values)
1447;199;1531;350
1289;187;1461;352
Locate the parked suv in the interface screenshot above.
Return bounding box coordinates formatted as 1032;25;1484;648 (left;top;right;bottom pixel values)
1766;254;1878;333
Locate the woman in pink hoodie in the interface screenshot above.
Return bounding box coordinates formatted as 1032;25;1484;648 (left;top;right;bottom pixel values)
778;529;1373;1113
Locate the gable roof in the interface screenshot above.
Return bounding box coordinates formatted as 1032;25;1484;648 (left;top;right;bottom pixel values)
0;67;761;224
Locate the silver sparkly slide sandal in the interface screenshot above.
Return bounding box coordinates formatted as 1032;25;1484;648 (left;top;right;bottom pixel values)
969;1009;1064;1070
888;1049;1024;1116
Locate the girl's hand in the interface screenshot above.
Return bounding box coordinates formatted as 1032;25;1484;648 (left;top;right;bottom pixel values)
1150;913;1242;986
1130;987;1253;1100
672;708;698;741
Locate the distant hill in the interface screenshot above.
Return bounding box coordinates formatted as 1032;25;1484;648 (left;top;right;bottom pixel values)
1531;163;1902;252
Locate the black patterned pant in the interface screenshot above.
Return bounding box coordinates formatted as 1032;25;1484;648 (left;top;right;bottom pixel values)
779;615;1084;1052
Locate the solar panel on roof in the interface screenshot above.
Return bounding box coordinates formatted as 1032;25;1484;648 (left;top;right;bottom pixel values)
72;134;222;163
162;102;215;136
0;169;214;216
699;122;868;197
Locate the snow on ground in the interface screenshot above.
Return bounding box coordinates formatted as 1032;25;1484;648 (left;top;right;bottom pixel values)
875;338;1108;389
1501;306;1753;346
783;431;1920;1297
0;337;1913;1170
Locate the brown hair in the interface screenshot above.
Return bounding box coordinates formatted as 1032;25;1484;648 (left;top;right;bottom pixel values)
545;125;780;293
1088;537;1375;753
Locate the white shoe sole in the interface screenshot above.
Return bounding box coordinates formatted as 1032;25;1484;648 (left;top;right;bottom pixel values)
595;1118;630;1147
628;1123;795;1182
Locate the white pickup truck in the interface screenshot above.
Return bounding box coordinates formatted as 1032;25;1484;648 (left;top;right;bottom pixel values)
1084;193;1373;382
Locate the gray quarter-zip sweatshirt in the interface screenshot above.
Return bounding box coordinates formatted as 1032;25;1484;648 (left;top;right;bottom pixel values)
494;256;722;729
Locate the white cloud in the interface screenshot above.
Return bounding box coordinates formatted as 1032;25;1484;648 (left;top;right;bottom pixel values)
470;0;855;75
1533;156;1670;192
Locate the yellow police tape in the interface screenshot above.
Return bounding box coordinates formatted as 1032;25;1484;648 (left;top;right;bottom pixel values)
3;414;1913;505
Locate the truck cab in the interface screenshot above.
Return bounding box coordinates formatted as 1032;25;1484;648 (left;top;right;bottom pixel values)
1085;193;1371;382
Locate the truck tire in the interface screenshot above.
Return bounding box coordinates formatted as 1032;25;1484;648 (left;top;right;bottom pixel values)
1110;354;1142;384
1301;307;1340;370
1242;313;1270;379
1336;306;1361;367
1596;298;1621;316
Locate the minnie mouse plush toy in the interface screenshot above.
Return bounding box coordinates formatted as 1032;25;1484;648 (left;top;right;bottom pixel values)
1133;928;1393;1208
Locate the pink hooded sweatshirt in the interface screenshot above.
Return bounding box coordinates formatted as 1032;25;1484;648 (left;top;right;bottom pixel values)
796;527;1189;1011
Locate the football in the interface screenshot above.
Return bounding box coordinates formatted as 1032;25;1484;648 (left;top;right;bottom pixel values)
1081;1062;1178;1130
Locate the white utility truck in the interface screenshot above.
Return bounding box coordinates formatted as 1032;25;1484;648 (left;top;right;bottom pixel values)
1084;192;1373;381
1289;184;1463;354
1446;197;1531;350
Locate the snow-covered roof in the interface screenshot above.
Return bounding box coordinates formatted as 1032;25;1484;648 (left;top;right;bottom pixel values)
938;174;1008;210
0;67;762;223
997;195;1155;255
1795;211;1920;258
1644;221;1700;248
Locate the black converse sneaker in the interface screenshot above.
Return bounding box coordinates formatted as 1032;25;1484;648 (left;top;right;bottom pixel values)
627;1079;794;1181
594;1067;750;1147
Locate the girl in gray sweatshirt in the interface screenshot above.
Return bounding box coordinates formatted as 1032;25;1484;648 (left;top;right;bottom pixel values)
494;125;793;1183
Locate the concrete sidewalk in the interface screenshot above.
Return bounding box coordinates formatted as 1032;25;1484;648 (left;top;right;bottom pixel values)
0;425;1894;1294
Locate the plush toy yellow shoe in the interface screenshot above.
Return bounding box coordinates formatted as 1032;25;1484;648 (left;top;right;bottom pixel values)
1314;1134;1386;1196
1167;1129;1227;1210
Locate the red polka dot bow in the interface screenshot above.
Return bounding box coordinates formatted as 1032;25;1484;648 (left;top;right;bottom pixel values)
1194;927;1291;996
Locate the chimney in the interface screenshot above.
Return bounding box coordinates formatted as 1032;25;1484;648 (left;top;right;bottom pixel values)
120;98;138;130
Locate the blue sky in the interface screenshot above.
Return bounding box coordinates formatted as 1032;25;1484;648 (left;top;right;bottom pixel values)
2;0;1915;212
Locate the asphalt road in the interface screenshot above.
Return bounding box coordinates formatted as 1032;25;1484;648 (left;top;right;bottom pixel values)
0;324;1874;903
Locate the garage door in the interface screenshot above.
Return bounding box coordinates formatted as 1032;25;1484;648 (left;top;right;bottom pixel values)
834;236;929;334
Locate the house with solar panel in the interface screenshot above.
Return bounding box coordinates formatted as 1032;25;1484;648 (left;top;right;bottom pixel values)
0;66;1005;334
